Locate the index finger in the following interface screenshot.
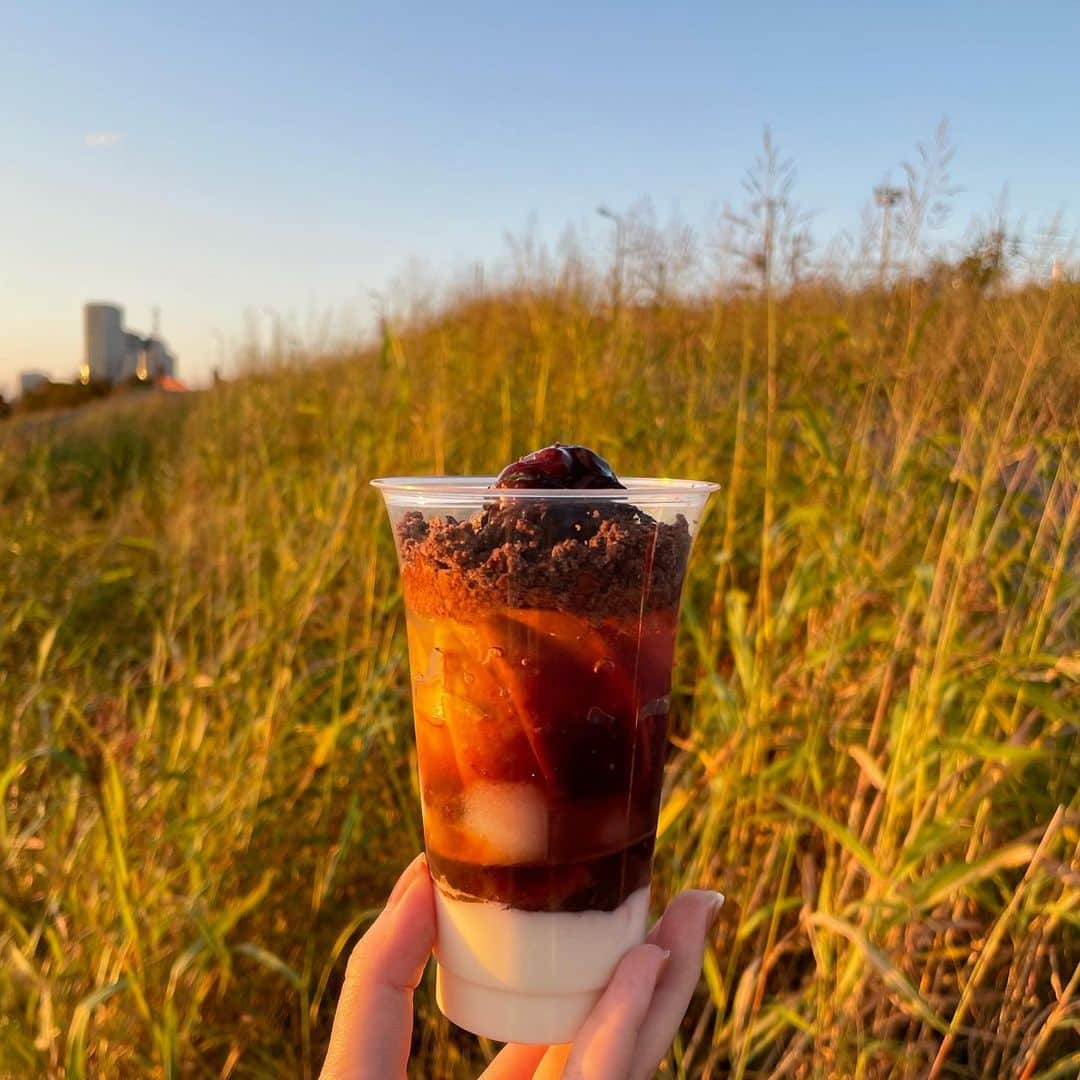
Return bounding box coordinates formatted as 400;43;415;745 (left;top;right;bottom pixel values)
630;888;723;1078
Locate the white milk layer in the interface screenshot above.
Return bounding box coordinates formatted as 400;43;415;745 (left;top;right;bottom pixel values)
433;886;650;1045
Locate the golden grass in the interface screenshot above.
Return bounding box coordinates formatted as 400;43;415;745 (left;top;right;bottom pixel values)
1;252;1078;1077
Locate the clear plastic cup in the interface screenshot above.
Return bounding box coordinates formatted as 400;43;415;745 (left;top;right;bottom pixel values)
373;476;718;1044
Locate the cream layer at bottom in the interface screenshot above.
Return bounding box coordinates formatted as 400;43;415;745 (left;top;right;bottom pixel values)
433;885;650;1045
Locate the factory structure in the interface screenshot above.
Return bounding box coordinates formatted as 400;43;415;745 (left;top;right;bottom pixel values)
20;370;50;396
4;303;184;415
82;303;178;385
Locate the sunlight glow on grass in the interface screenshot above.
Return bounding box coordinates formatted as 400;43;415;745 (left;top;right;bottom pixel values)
1;149;1077;1075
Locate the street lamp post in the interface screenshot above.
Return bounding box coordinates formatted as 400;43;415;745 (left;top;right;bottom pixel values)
596;205;625;312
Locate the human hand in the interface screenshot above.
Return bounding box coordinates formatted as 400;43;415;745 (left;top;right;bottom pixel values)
320;855;722;1080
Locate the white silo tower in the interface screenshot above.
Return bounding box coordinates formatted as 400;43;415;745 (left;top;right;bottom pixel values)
84;303;125;383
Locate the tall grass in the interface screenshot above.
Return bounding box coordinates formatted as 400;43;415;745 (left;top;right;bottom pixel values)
2;166;1079;1076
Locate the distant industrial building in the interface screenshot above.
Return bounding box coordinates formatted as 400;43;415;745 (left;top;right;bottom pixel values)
84;303;178;385
19;371;49;396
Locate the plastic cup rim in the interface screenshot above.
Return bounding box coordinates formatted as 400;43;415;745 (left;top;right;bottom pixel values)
371;475;720;503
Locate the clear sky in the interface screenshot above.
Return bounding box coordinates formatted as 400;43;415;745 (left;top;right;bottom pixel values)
2;1;1078;396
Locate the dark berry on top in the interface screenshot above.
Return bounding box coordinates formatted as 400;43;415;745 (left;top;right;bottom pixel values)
493;443;626;490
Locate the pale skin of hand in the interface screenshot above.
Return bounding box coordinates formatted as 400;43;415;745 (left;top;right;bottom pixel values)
320;855;723;1080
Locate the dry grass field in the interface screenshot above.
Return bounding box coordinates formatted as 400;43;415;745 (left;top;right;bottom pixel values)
2;161;1079;1077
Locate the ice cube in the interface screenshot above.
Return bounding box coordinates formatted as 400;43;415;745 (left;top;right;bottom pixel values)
462;781;549;865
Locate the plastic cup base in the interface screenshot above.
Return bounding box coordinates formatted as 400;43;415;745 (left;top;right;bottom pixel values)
436;965;600;1045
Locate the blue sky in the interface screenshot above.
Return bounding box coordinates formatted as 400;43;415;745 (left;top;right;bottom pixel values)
2;1;1078;395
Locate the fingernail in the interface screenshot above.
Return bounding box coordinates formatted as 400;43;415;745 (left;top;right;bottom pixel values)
705;890;725;929
651;946;672;981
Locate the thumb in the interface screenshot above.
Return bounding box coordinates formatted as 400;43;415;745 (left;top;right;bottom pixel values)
320;855;436;1080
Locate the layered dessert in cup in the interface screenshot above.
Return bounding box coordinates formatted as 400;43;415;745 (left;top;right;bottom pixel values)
373;445;717;1045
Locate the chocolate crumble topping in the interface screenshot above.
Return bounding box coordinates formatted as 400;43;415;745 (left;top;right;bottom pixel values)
397;499;691;619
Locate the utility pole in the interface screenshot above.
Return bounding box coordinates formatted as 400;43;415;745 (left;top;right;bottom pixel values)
874;185;904;288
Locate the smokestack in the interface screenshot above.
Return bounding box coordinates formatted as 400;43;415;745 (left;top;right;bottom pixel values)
152;306;161;339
